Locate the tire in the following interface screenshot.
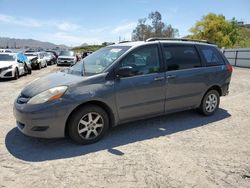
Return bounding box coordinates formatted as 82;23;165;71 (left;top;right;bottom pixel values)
198;90;220;116
44;62;47;68
38;63;42;70
68;105;109;145
14;68;19;80
28;68;32;74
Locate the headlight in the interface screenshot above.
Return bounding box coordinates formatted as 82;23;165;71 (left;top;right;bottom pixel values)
27;86;68;104
2;65;13;71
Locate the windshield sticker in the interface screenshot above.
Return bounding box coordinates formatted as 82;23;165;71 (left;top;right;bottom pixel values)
110;49;122;53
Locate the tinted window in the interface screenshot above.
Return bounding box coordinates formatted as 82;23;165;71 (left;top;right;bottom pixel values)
163;45;201;71
200;46;224;66
120;45;160;75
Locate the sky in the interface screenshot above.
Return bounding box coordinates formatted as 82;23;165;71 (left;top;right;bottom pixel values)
0;0;250;46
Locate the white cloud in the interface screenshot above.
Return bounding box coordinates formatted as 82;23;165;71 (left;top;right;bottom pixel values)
0;14;80;31
112;22;137;34
0;14;41;27
54;22;81;31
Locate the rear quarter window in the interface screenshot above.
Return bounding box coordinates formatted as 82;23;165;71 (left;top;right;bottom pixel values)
199;46;225;66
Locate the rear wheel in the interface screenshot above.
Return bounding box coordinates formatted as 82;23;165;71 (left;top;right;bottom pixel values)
68;105;109;144
199;90;220;116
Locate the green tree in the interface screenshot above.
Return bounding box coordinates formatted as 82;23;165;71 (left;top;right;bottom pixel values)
189;13;239;48
132;11;178;41
234;25;250;47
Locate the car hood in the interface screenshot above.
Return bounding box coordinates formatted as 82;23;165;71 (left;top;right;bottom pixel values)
0;61;16;68
58;56;75;59
26;56;37;61
21;71;85;97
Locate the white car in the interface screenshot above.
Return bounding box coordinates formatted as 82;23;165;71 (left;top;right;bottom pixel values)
0;53;28;79
57;51;77;66
0;49;13;53
24;52;47;69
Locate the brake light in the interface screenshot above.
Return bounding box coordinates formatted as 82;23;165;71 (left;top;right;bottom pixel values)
226;64;233;73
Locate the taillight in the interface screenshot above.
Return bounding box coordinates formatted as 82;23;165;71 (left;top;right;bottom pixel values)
226;64;233;73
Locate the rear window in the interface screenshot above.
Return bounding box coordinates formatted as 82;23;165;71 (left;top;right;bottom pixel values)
163;45;201;71
200;46;224;66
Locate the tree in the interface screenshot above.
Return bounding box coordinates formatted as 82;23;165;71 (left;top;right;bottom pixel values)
132;11;178;41
189;13;239;48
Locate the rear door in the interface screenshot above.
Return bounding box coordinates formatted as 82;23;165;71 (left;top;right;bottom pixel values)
115;44;166;121
163;44;207;112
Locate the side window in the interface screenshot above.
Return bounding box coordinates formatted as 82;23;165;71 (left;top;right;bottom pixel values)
120;45;160;76
163;45;201;71
200;46;224;66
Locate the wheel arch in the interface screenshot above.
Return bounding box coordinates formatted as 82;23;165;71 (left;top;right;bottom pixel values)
199;85;222;106
65;100;115;136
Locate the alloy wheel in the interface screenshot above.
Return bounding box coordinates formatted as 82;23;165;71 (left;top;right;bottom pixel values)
77;112;104;140
205;93;218;113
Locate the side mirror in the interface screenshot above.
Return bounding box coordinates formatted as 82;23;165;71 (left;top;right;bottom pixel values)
116;66;135;78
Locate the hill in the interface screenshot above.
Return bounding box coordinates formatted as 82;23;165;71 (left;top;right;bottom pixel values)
0;37;69;49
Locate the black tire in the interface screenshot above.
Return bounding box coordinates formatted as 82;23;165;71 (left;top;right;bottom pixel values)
44;62;47;67
38;63;42;70
198;90;220;116
28;68;32;74
14;68;19;80
68;105;109;144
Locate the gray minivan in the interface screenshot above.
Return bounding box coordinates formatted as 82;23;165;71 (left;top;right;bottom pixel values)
14;38;233;144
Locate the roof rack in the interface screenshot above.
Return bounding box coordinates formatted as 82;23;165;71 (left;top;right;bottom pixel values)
119;41;131;44
146;38;214;44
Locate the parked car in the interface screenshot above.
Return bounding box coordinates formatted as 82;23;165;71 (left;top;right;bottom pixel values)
14;38;232;144
57;51;77;66
44;52;56;65
17;53;32;74
0;49;13;53
0;52;31;79
82;51;93;59
24;52;47;69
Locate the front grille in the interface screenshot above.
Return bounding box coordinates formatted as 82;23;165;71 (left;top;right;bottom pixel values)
58;58;73;61
17;93;30;104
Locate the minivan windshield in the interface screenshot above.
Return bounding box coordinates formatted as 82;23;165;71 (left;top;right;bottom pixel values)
66;46;130;76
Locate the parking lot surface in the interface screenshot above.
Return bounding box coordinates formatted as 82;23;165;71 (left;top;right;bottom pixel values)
0;65;250;188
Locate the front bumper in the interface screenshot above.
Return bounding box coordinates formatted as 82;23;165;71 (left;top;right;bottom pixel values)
13;99;75;138
57;60;75;65
0;68;14;78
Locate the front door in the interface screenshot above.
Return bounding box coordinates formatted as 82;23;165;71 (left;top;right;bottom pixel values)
115;45;166;121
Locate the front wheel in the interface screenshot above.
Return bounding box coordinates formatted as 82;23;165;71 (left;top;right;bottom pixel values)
14;68;19;80
68;105;109;144
38;63;42;70
199;90;220;116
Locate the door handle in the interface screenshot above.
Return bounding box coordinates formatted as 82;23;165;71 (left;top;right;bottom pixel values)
166;75;176;79
154;76;165;81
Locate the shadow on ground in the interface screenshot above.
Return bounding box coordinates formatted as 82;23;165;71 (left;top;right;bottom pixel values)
5;109;231;162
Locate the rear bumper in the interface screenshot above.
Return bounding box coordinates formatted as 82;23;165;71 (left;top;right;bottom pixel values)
221;83;230;96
